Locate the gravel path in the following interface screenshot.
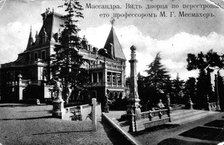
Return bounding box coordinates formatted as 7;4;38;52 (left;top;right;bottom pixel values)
0;103;114;145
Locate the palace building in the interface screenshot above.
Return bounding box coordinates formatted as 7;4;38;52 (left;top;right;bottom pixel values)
0;9;126;104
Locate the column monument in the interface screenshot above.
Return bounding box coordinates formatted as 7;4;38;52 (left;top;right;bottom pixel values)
127;45;143;132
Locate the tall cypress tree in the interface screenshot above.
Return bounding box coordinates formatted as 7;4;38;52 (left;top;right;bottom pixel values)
184;77;196;104
51;0;88;104
145;53;170;90
144;53;171;104
172;74;185;104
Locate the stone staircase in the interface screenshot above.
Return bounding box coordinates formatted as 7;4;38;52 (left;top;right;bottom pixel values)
169;109;219;124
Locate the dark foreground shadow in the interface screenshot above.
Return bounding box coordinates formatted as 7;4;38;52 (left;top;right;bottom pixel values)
158;138;215;145
180;126;224;142
131;124;179;137
101;121;131;145
204;119;224;128
0;116;53;121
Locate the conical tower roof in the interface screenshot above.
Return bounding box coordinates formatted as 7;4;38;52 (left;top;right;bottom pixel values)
104;25;126;60
26;26;34;48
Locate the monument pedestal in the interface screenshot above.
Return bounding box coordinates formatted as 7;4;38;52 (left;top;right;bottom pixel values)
186;98;194;109
127;99;144;132
52;97;65;118
127;98;141;119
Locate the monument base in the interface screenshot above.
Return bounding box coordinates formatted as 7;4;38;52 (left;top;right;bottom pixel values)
127;98;142;132
52;98;65;118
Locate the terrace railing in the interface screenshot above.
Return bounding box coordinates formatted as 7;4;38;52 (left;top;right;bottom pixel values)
140;108;171;121
208;102;218;111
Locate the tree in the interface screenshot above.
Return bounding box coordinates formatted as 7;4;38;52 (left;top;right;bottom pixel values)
186;49;224;108
137;73;147;110
184;77;196;104
144;53;171;104
51;0;89;104
216;72;224;110
172;73;185;104
145;53;170;91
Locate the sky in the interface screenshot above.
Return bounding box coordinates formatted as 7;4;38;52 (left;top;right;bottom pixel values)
0;0;224;81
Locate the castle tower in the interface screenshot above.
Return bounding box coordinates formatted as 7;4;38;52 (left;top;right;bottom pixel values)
104;18;126;60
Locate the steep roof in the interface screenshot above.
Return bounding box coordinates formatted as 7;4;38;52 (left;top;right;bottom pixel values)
104;26;126;60
25;11;64;51
26;26;34;48
39;12;64;43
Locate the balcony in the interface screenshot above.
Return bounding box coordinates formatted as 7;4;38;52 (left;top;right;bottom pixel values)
89;63;123;71
106;63;123;70
86;82;105;87
86;81;123;88
107;82;123;88
89;64;103;70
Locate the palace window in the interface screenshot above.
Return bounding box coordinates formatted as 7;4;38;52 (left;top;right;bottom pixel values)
93;73;97;83
117;73;122;85
89;73;92;82
34;52;38;61
41;50;46;60
107;72;112;85
99;72;103;83
112;73;116;86
29;54;31;62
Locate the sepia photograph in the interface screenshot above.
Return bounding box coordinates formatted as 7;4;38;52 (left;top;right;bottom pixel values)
0;0;224;144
